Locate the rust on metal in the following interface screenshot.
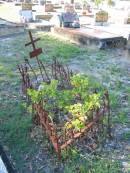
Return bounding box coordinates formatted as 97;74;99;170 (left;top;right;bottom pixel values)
18;57;110;159
29;48;42;58
17;63;32;97
32;91;110;159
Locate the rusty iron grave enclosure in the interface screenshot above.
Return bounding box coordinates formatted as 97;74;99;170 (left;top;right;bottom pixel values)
18;31;111;159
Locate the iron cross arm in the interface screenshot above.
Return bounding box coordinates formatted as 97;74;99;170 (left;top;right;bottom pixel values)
25;38;41;47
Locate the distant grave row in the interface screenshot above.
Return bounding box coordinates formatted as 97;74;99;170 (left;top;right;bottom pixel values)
21;3;55;12
20;2;56;23
20;2;130;26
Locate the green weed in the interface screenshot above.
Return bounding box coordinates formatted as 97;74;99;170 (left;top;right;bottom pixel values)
112;112;128;125
123;131;130;140
62;148;121;173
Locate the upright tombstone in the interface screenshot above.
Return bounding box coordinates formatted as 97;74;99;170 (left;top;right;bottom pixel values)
126;8;130;24
45;4;55;12
126;11;130;24
58;4;80;28
37;0;45;6
95;10;108;26
20;3;33;23
82;4;93;16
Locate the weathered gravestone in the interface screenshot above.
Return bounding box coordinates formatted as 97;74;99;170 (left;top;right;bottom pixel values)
95;10;108;26
45;4;55;12
127;18;130;24
59;4;80;28
33;4;53;21
34;14;53;21
126;11;130;24
20;3;33;23
82;4;92;16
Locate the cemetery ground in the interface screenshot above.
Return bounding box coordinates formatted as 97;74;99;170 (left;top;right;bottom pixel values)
1;32;130;173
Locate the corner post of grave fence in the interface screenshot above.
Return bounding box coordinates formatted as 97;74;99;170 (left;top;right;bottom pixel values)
64;128;68;154
57;148;61;160
32;103;35;121
56;136;61;160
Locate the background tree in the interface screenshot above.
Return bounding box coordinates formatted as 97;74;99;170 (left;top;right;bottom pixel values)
107;0;115;7
94;0;102;7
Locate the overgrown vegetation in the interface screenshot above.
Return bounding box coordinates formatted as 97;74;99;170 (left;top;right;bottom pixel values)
28;74;103;131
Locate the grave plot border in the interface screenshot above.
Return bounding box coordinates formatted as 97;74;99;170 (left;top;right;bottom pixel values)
32;92;110;159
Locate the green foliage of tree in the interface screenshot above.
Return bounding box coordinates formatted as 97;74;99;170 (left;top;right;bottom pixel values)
94;0;102;6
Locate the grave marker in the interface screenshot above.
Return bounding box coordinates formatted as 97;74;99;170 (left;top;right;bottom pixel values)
127;17;130;24
25;30;44;79
25;31;42;58
22;3;32;10
45;4;54;12
95;10;108;26
20;3;33;22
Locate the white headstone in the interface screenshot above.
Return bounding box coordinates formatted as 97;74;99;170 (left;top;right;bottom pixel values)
20;10;33;23
19;3;33;23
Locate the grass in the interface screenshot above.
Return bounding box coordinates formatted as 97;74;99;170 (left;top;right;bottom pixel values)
63;158;121;173
62;148;121;173
0;31;130;172
37;33;83;62
112;111;129;125
122;131;130;140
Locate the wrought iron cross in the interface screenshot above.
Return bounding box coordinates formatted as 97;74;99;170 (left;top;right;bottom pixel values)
25;30;42;58
25;30;44;80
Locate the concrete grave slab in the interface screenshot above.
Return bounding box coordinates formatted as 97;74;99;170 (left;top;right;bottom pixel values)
27;20;54;31
87;24;130;39
53;27;125;49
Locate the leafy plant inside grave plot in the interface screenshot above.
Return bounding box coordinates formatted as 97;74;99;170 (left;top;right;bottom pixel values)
28;74;103;131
